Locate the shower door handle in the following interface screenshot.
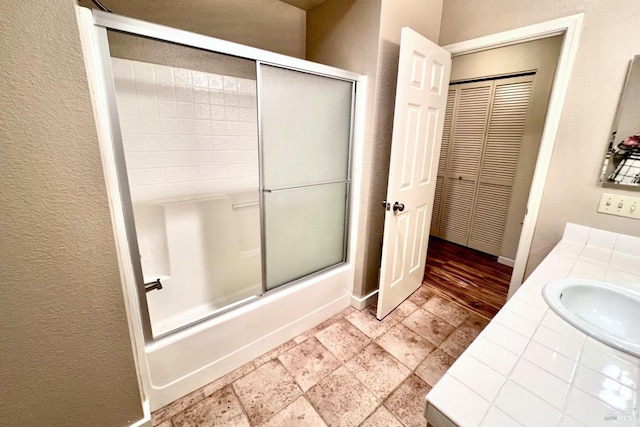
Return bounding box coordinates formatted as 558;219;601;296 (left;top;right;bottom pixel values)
393;202;405;212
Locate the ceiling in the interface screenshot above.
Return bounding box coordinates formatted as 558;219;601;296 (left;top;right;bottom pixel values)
279;0;327;11
82;0;327;13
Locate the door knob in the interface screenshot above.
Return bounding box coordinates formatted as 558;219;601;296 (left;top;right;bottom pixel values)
393;202;405;212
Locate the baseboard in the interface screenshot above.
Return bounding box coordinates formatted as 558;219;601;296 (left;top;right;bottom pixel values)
129;401;152;427
350;289;378;310
498;256;515;267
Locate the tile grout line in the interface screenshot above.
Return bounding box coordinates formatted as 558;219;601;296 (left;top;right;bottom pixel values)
358;296;436;426
228;381;252;426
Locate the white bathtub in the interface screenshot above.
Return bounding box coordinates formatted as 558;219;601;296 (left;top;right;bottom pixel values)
130;191;352;410
135;191;263;337
145;264;351;410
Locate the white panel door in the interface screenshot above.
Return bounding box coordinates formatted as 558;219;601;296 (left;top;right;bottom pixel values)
377;28;451;319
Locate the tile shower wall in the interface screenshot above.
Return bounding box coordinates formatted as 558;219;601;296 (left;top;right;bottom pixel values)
111;57;259;203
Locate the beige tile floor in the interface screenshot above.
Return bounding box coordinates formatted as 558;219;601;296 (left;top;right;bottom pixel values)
151;285;489;427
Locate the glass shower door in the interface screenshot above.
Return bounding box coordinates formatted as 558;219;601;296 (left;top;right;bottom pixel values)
259;64;354;290
107;30;263;337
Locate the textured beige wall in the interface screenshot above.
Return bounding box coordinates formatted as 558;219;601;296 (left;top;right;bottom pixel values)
77;0;306;59
441;0;640;275
0;1;143;425
107;32;258;80
362;0;444;297
380;0;442;43
449;36;563;260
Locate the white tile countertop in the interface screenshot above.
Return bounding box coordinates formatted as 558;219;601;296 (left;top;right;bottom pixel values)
425;223;640;427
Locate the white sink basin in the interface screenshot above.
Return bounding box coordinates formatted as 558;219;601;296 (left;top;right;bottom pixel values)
543;279;640;358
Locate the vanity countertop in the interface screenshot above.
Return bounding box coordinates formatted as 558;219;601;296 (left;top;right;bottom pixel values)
425;223;640;427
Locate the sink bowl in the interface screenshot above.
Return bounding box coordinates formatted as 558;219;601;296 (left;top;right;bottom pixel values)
543;279;640;358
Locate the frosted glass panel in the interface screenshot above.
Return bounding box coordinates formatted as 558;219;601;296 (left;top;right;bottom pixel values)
109;30;262;338
265;183;347;290
260;65;353;189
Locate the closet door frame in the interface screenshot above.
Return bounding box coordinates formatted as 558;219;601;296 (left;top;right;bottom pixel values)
442;13;584;297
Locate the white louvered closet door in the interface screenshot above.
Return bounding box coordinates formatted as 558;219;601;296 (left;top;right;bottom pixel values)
439;81;493;246
433;75;534;256
430;87;456;235
468;76;533;254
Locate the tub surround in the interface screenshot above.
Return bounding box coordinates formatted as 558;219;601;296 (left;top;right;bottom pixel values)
111;56;264;336
111;57;259;204
137;189;262;336
426;223;640;426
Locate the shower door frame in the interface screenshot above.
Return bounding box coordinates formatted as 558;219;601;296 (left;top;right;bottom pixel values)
82;9;365;345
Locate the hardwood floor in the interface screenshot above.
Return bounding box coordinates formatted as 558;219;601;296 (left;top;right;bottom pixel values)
423;237;511;320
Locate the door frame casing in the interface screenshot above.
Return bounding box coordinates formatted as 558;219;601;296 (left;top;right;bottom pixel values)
442;14;584;298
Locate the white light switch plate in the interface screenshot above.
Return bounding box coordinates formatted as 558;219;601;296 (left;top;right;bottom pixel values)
597;193;640;220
